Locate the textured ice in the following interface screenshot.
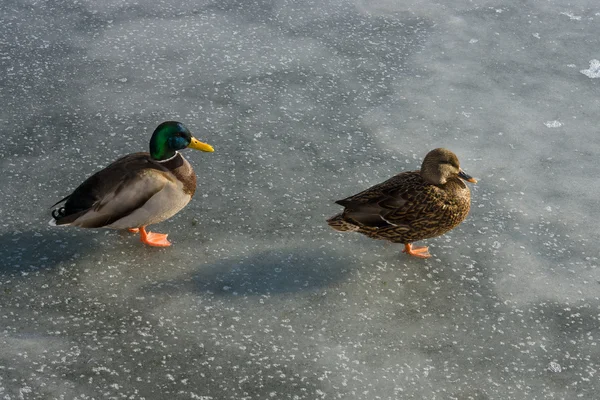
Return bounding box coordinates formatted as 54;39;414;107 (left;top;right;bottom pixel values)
1;0;600;399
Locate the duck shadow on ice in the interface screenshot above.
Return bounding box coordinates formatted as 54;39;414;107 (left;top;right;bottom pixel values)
0;229;99;275
141;246;356;296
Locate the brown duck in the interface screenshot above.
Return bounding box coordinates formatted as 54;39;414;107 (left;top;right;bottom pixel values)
50;121;214;247
327;148;477;258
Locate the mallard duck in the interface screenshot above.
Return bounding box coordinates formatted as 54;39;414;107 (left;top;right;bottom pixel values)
327;148;477;258
50;121;214;247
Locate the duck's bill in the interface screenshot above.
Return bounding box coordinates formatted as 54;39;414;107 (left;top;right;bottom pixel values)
458;169;477;184
188;137;214;152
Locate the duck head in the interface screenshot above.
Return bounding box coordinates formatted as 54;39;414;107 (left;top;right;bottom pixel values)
149;121;214;161
420;148;477;185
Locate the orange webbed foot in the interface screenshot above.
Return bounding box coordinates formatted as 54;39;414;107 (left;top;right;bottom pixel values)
128;228;140;233
402;243;431;259
139;226;171;247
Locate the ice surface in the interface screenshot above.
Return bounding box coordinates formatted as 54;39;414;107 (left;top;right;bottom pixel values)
1;0;600;399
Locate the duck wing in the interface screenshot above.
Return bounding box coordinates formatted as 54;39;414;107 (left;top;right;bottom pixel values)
52;153;175;228
335;171;426;229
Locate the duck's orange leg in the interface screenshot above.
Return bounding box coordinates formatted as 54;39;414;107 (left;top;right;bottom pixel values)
402;243;431;259
139;226;171;247
128;228;140;233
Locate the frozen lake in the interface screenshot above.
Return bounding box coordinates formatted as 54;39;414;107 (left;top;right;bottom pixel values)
1;0;599;398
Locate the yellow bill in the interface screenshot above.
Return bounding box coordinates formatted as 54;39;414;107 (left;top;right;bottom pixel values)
188;137;214;152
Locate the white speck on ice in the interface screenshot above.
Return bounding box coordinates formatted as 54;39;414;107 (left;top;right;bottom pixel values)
560;12;582;21
469;39;478;44
544;120;562;128
548;361;562;373
580;59;600;78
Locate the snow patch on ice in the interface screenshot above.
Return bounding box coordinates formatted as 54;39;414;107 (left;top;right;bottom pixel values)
580;59;600;78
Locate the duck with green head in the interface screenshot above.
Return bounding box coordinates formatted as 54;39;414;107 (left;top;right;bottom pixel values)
51;121;214;247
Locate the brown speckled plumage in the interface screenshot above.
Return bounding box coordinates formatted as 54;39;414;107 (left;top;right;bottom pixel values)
327;148;476;258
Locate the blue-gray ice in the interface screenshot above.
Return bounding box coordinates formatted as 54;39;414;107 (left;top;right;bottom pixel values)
1;0;599;399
